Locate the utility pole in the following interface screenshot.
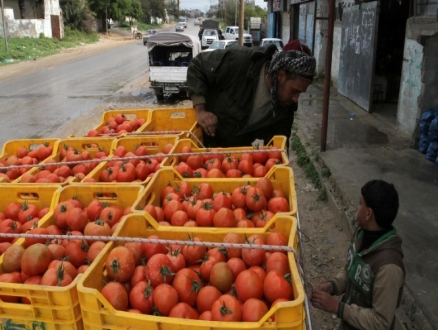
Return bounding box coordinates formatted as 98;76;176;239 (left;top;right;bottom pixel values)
238;0;244;45
1;0;9;52
234;0;237;26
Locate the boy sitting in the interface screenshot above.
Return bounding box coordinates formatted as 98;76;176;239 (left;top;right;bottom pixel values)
312;179;405;330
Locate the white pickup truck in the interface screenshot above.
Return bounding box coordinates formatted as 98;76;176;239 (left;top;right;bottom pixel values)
147;33;201;100
223;26;253;47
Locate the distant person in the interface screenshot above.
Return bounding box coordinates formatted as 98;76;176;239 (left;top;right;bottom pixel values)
312;179;405;330
187;40;315;147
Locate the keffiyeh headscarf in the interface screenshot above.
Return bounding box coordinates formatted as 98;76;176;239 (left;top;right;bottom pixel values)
267;43;316;112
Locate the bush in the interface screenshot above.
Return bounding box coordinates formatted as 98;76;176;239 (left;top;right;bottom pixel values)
62;0;96;33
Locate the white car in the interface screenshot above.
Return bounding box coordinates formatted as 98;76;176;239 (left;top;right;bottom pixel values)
175;23;185;32
203;40;239;52
260;38;284;51
201;29;219;49
223;26;253;47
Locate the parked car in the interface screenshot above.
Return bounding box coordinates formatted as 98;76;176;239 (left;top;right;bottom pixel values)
203;40;239;52
201;29;219;49
223;26;253;47
260;38;284;51
175;23;185;32
143;29;159;45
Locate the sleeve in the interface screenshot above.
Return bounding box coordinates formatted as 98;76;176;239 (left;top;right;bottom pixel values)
340;264;404;330
329;268;348;296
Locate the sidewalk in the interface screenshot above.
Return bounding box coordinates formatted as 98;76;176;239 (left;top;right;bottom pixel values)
295;84;437;329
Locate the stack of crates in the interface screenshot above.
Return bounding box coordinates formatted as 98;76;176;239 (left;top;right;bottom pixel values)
0;106;306;330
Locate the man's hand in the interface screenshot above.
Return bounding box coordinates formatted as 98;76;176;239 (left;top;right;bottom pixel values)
315;281;334;295
311;288;340;314
194;104;217;137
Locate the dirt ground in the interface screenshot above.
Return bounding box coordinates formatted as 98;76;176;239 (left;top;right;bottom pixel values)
1;32;351;329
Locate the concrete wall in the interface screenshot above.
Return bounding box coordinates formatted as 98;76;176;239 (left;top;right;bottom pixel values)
281;11;290;44
331;22;342;87
0;0;63;38
397;16;438;137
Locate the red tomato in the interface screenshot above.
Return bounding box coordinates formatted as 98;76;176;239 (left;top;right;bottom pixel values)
213;208;236;227
169;302;199;319
266;231;288;246
145;254;174;287
141;234;168;259
171;210;189;226
195;202;215;227
263;270;294;304
101;281;129;311
248;265;267;282
172;268;202;307
187;155;204;170
41;265;73;287
24;227;49;247
245;187;267;212
64;240;89;268
193;168;208;178
242;234;266;267
222;156;238;172
167;248;186;273
268;196;290;213
231;186;248;209
175;162;193;178
152;283;179;316
238;159;253;175
227;257;247;281
182;236;207;265
163;200;183;222
266;252;290;275
235;269;263;302
242;298;269;322
211;294;242;322
105;246;136;282
129;281;154;314
212;193;232;211
222;232;244;259
196;286;222;313
21;243;53;277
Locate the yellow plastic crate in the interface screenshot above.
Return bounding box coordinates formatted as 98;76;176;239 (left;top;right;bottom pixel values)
79;135;178;185
91;109;152;136
77;213;305;330
0;185;144;329
138;107;203;146
133;166;297;220
0;185;61;218
0;138;60;183
161;135;289;170
13;137;117;185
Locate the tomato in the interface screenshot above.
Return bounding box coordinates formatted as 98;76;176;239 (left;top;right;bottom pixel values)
245;187;267;212
222;156;239;172
0;220;22;243
21;243;53;276
124;242;143;266
106;246;136;282
141;234;168;259
222;232;243;259
17;202;39;224
145;253;174;287
152;283;179;316
64;240;89;268
41;264;73;287
193;168;208;178
130;265;147;287
266;233;287;248
116;163;136;182
182;236;206;265
231;186;248;209
254;178;274;200
233;208;247;221
242;235;266;267
205;158;222;172
266;252;290;275
268;196;290;213
169;302;199;319
195;202;215;227
65;207;89;232
199;256;218;282
37;144;53;161
199;311;212;320
187;155;204;171
264;270;294;304
242;298;269;322
210;262;233;293
272;187;287;198
24;227;49;247
53;201;75;229
170;210;189;226
172;268;202;307
253;165;268;177
167;248;186;273
211;294;242;322
238;159;253;175
87;241;106;263
252;210;274;228
2;245;24;273
175;162;193;178
179;145;192;162
101;281;129;311
47;243;66;260
0;272;22;302
185;199;202;220
235;269;263;302
196;286;222;313
129;281;154;314
84;220;112;237
213;208;236;227
163;200;183;222
100;206;123;227
265;158;281;172
3;201;21;220
87;200;103;221
212;193;232;211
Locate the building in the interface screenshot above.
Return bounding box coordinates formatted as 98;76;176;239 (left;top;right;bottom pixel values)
264;0;438;143
0;0;63;39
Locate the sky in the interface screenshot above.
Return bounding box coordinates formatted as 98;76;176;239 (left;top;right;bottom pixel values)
180;0;267;13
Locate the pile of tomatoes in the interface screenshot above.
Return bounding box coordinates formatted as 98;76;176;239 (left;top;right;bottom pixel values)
142;177;289;228
17;144;111;184
171;145;284;179
0;196;134;296
86;114;147;137
99;231;294;322
87;143;174;183
0;143;54;182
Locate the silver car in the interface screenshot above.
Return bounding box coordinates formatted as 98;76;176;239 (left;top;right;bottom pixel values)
143;29;159;45
203;40;239;52
175;23;185;32
260;38;284;51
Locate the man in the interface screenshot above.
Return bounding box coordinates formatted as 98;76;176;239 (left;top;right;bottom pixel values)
187;40;316;147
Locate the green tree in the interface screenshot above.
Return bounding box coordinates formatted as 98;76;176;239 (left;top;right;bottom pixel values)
126;0;143;25
88;0;132;28
139;0;165;23
61;0;96;33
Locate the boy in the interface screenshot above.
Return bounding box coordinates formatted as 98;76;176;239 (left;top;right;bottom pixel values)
312;180;405;330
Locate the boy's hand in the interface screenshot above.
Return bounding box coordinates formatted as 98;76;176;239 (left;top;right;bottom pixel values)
315;281;334;295
311;288;340;314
